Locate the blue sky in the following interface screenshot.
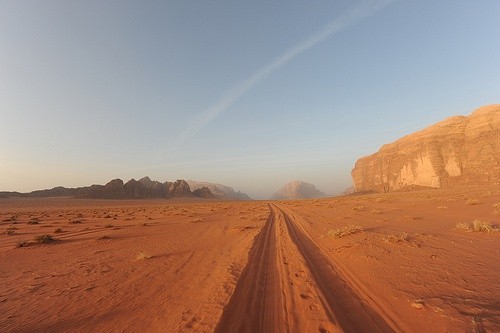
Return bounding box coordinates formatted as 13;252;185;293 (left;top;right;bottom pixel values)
1;1;499;198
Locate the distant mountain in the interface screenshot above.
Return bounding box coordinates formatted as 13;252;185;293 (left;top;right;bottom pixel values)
186;180;251;200
339;186;355;196
271;181;328;200
0;177;215;200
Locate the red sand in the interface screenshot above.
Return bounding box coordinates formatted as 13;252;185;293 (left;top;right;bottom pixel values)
1;187;499;332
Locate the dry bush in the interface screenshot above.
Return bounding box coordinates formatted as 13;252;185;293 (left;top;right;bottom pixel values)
27;218;40;225
456;219;498;232
472;219;498;232
455;222;470;231
382;231;411;244
18;234;58;247
34;234;58;244
98;235;112;240
352;205;366;211
467;199;480;205
136;252;153;260
17;240;30;247
53;228;63;233
326;225;363;238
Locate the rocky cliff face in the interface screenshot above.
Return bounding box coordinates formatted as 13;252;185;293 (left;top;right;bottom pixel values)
168;180;192;198
351;105;500;192
272;181;328;200
192;186;215;199
187;180;251;200
2;177;213;199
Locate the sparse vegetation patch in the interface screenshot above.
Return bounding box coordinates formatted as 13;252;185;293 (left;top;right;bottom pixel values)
382;232;411;244
455;219;498;232
467;199;480;205
34;234;58;244
27;218;40;224
17;234;59;247
326;225;363;238
136;251;153;260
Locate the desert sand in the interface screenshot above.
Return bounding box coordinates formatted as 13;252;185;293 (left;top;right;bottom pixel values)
1;187;499;332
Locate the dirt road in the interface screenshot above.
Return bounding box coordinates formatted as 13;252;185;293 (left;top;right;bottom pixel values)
215;204;406;333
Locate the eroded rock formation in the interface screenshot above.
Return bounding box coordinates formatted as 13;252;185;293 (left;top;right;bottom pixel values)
351;105;500;192
187;180;251;200
272;181;328;200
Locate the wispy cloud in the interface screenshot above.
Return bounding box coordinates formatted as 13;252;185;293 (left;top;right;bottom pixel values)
178;0;396;143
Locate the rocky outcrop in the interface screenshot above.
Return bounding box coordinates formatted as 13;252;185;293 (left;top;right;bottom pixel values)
271;181;328;200
187;180;252;200
124;179;148;198
192;186;216;199
2;177;215;199
168;180;192;198
351;105;500;192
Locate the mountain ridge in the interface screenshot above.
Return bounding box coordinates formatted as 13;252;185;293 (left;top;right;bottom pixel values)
0;177;217;200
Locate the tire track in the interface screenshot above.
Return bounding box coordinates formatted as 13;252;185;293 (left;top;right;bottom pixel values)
214;204;285;333
215;204;404;333
277;204;405;333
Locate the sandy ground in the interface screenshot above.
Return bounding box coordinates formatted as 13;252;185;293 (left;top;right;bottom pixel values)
0;187;499;332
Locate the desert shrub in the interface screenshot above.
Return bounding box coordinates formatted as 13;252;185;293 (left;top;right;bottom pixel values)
472;219;497;232
53;228;63;233
383;232;411;243
352;205;365;211
467;199;480;205
136;251;153;260
27;218;40;224
455;222;470;230
34;234;57;243
456;220;498;232
326;225;363;238
98;235;112;240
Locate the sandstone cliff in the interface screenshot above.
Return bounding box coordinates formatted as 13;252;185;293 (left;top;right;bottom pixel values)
272;181;328;200
351;105;500;192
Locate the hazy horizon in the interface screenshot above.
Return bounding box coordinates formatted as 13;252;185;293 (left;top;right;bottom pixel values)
1;1;499;199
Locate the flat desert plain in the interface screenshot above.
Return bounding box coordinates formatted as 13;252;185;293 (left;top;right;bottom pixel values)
1;188;499;333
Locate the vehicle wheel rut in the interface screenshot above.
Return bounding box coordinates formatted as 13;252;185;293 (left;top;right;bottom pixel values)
215;204;403;333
